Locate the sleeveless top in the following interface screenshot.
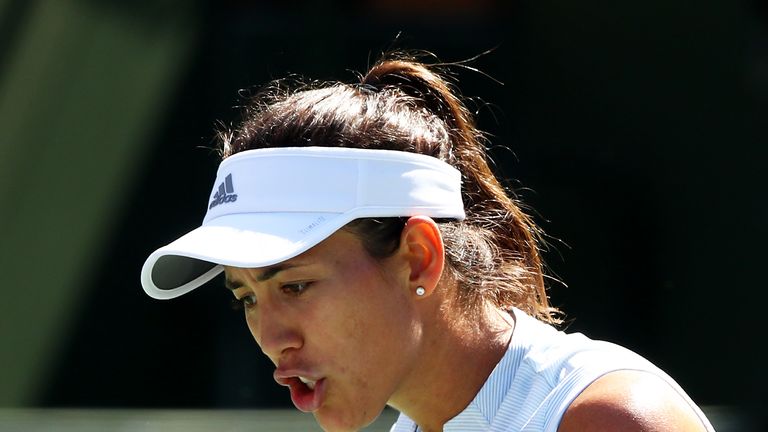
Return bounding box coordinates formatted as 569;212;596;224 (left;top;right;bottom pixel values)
390;308;715;432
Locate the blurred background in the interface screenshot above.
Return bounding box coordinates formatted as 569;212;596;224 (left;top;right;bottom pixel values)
0;0;765;430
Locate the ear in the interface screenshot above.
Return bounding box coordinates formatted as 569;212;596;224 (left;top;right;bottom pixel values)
399;216;445;297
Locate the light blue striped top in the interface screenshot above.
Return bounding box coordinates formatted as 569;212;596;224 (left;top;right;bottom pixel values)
390;308;714;432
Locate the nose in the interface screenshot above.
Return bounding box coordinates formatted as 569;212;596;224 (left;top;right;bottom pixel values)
246;300;303;361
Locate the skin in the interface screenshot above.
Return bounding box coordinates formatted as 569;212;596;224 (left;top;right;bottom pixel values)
225;227;420;431
226;216;708;432
558;370;709;431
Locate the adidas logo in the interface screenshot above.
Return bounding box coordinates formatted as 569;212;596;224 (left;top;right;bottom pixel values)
209;174;238;209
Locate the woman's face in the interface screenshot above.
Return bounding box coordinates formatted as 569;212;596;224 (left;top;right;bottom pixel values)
224;230;422;431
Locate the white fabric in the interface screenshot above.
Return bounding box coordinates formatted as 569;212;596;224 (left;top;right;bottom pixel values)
390;308;715;432
142;147;464;299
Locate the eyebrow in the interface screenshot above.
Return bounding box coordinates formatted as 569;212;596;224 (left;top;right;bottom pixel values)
224;263;298;291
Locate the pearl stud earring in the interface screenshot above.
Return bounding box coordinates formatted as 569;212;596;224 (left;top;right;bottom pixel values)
415;286;426;296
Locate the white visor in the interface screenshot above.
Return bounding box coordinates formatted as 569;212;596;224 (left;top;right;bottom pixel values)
141;147;465;299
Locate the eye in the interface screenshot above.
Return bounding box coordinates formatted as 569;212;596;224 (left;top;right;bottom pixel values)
231;294;257;311
281;281;311;296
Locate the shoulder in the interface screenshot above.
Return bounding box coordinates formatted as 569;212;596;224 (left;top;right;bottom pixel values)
557;370;708;432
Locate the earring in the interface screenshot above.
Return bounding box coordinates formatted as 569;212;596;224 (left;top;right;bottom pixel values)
415;286;426;296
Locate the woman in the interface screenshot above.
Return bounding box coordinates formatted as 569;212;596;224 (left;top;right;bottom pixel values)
141;56;715;431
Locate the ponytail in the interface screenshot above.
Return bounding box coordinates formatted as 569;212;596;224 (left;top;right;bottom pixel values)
361;58;558;323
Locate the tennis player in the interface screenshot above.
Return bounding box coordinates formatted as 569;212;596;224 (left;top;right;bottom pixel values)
141;56;715;432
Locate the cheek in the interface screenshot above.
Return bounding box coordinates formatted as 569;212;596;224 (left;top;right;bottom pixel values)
313;281;418;382
245;313;258;341
243;312;266;354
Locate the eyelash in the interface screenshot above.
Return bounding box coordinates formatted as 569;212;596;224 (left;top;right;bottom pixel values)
231;294;256;311
281;281;311;296
230;282;311;311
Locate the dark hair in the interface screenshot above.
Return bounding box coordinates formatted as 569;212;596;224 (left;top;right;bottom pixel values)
219;54;560;324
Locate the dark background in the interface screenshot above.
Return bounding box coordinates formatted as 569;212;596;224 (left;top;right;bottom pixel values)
0;0;765;428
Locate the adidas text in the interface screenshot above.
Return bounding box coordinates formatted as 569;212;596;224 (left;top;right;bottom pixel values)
209;193;237;209
209;173;238;209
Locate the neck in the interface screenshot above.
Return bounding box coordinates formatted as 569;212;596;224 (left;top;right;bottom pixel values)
388;295;515;432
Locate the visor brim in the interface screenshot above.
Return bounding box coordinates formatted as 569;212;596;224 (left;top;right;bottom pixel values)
141;212;347;299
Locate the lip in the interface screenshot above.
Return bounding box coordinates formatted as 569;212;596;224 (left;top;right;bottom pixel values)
274;369;327;412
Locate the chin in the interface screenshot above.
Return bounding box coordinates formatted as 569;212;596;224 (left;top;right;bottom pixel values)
313;405;383;432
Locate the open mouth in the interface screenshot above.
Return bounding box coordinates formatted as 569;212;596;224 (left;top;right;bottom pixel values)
298;376;316;390
277;375;327;412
